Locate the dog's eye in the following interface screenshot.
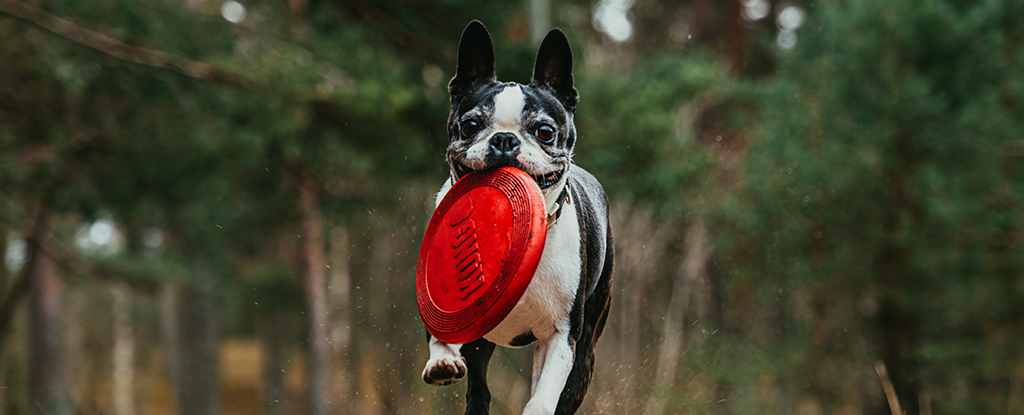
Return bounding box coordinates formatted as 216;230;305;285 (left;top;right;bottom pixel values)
536;125;556;143
461;120;480;138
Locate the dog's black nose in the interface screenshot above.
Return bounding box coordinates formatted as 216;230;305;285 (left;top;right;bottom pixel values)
488;132;520;156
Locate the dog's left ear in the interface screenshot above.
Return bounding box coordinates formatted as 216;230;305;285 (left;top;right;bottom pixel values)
531;28;578;113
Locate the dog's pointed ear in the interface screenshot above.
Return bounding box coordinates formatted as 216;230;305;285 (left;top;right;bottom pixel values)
531;28;578;112
449;20;496;102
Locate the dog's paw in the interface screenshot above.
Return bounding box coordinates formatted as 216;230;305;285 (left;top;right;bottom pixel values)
422;355;467;386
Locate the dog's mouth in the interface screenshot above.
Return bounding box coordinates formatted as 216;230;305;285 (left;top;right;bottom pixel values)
453;161;474;179
531;169;564;189
453;161;564;189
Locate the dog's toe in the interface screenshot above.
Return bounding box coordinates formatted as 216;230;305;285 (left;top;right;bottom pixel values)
422;356;467;386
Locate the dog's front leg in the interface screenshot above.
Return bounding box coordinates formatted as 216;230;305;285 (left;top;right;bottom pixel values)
461;338;497;414
523;330;575;415
422;335;467;386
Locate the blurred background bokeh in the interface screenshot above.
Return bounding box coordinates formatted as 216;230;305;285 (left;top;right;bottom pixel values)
1;0;1023;414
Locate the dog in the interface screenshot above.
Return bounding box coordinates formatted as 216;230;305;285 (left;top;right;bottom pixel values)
420;21;614;415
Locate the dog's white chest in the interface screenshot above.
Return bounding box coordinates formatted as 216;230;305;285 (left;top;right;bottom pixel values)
484;204;581;347
433;179;581;347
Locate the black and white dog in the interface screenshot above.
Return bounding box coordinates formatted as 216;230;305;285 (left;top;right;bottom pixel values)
421;21;614;415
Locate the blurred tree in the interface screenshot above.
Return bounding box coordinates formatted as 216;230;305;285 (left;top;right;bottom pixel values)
1;0;1021;414
707;0;1024;413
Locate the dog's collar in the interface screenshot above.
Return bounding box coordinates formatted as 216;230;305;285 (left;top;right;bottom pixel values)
547;187;570;224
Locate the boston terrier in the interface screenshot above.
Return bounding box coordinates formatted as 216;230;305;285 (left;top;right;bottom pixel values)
420;21;614;415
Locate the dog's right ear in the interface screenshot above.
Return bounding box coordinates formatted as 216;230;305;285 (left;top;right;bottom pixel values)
531;28;578;113
449;20;496;103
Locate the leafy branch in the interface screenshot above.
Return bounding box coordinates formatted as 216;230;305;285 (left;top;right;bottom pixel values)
0;0;249;87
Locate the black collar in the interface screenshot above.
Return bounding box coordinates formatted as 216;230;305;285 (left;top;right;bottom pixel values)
547;187;570;224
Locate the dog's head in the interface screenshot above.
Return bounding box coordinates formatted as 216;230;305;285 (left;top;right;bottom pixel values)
445;21;578;194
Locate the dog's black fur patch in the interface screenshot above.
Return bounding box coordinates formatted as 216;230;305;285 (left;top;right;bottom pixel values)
509;331;537;347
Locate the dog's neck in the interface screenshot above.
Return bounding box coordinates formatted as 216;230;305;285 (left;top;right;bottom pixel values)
544;175;571;224
546;185;570;224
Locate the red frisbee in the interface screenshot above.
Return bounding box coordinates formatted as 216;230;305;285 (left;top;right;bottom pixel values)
416;166;547;344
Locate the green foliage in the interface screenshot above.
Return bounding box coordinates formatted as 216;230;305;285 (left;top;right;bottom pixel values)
576;52;724;215
2;0;1023;413
703;0;1024;412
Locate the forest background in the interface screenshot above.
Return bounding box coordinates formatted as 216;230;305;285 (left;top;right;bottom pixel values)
1;0;1023;414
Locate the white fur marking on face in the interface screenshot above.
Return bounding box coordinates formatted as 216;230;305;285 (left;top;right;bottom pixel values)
464;138;491;167
517;137;558;176
492;85;525;129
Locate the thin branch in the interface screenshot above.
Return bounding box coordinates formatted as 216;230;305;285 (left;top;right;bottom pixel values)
337;0;453;66
0;0;249;87
875;360;904;415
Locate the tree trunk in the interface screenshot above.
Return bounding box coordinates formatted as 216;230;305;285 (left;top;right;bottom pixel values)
0;227;41;356
178;284;220;415
160;282;186;415
328;226;352;414
28;215;74;415
162;274;221;415
877;131;919;414
0;226;10;412
261;312;290;415
724;0;746;74
0;226;8;299
286;0;306;39
112;282;136;415
298;171;329;415
608;205;668;409
644;221;706;415
528;0;550;45
63;288;86;410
